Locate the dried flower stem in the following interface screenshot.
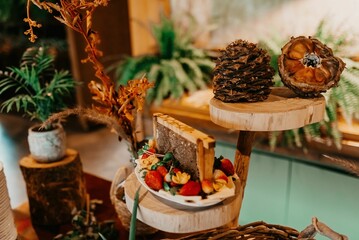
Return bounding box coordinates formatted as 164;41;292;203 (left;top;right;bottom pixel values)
24;0;42;42
41;107;134;152
25;0;154;156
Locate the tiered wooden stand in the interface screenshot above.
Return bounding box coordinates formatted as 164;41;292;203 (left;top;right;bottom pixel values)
19;149;87;226
125;87;325;233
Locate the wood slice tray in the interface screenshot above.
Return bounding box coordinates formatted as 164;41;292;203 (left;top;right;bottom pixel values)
210;87;326;131
124;172;243;233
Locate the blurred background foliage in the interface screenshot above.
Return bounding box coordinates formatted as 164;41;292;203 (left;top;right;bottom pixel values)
0;0;68;71
109;15;215;105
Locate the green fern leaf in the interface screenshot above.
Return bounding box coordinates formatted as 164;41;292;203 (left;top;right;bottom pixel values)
192;58;215;70
151;15;176;59
165;60;196;92
20;47;55;80
180;58;207;89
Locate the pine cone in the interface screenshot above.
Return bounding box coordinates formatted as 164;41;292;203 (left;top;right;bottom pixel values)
278;36;345;98
213;40;275;102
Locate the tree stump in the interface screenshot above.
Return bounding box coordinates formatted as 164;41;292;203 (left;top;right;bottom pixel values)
19;149;87;226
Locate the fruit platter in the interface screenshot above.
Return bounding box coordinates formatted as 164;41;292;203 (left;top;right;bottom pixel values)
135;140;238;208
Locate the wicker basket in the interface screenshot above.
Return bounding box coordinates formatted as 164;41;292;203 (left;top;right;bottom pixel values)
163;219;347;240
110;167;158;235
164;221;301;240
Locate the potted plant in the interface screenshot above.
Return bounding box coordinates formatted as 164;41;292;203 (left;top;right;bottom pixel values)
0;46;76;162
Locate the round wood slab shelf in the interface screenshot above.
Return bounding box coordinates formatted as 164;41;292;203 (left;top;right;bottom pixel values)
124;172;243;233
210;87;326;131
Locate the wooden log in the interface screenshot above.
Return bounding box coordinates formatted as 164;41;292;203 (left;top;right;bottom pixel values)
19;149;87;226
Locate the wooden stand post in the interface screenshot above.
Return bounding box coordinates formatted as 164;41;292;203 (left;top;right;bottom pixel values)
235;131;256;189
19;149;87;226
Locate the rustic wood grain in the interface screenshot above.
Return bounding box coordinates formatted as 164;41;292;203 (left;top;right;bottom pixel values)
19;149;87;226
209;87;325;131
124;172;242;233
209;87;325;226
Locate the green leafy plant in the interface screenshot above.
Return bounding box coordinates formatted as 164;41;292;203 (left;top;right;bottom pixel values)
261;20;359;149
0;46;76;129
25;0;153;159
111;15;215;105
54;199;118;240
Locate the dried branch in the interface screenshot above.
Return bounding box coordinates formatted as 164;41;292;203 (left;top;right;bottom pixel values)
25;0;154;157
41;107;138;153
43;107;125;137
312;217;348;240
24;0;42;42
25;0;111;87
299;217;348;240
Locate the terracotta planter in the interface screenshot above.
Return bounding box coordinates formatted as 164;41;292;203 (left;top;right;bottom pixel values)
27;123;66;162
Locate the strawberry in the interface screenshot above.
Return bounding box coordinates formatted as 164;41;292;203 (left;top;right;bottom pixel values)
219;158;235;176
144;170;163;191
156;166;168;177
141;148;156;159
178;181;201;196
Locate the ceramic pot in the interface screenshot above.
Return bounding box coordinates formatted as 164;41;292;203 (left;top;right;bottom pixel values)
27;123;66;162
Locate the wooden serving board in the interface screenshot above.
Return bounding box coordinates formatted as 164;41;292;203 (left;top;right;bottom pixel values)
210;87;326;131
124;172;242;233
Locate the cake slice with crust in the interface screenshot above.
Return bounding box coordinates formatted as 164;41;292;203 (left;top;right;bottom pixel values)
153;113;215;181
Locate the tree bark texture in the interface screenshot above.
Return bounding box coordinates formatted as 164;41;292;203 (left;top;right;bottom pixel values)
19;149;87;226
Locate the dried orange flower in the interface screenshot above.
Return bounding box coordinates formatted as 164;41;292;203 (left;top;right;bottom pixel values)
25;0;153;156
278;36;345;97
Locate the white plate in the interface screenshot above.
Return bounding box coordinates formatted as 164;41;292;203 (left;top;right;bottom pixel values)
134;161;236;208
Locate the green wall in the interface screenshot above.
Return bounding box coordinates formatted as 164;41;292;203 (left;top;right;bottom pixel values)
216;142;359;239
